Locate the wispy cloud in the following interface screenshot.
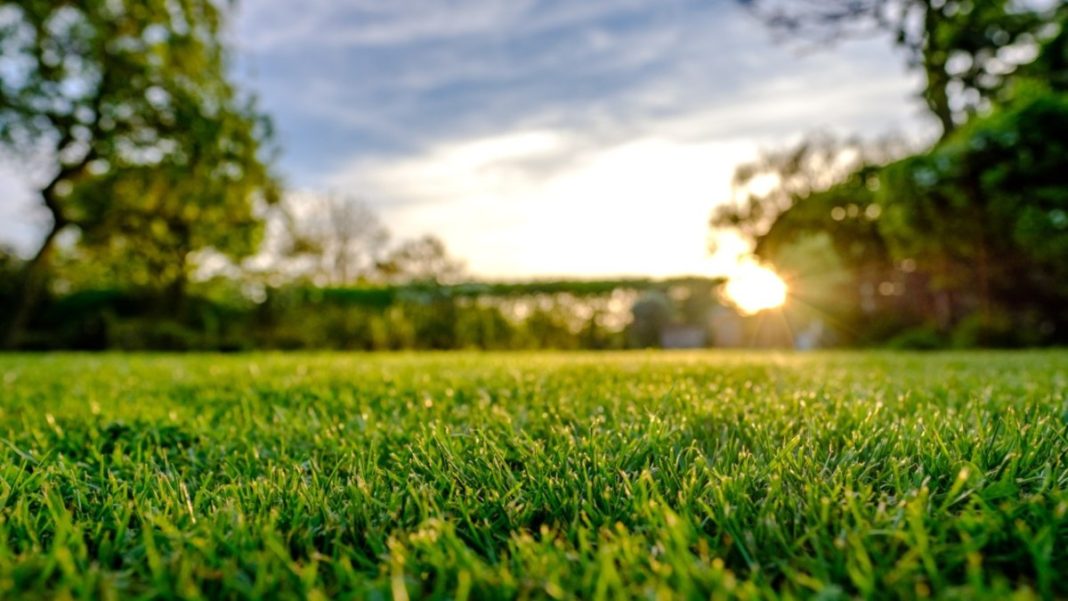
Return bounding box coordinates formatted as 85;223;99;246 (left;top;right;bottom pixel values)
234;0;654;51
233;0;925;179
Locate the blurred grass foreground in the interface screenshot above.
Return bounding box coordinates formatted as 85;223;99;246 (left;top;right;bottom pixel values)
1;351;1067;598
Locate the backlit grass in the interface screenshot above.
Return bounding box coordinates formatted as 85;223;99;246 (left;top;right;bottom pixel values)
1;352;1066;599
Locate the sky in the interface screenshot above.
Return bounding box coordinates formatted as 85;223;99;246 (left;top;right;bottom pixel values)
1;0;933;279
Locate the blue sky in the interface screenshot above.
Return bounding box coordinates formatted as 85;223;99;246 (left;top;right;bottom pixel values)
1;0;932;278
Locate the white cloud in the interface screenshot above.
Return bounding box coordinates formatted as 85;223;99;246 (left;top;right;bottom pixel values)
332;130;571;203
325;126;757;278
316;52;929;279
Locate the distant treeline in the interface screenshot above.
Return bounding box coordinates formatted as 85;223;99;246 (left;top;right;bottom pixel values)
7;277;745;351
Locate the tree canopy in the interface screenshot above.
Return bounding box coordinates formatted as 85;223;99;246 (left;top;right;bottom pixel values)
0;0;277;341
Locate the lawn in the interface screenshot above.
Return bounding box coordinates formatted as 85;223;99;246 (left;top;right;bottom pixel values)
1;351;1066;599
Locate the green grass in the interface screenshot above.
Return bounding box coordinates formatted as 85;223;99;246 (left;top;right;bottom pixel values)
1;352;1067;599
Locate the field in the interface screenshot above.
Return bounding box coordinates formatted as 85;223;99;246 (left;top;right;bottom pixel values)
1;352;1067;599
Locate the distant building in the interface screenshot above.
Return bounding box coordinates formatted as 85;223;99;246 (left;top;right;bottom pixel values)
709;306;745;347
659;324;707;349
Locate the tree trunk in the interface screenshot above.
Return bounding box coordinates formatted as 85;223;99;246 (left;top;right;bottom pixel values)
165;246;190;316
2;168;74;349
924;67;956;140
2;219;64;349
923;2;956;140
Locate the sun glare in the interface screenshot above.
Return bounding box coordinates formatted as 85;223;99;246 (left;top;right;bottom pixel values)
725;262;788;314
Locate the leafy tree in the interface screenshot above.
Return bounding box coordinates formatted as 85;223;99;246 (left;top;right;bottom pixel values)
0;0;277;344
751;160;936;341
711;136;913;342
739;0;1060;136
376;235;466;285
266;193;389;286
879;89;1068;341
711;134;901;241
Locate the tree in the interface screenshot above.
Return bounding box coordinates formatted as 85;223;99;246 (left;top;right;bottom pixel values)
267;193;389;286
738;0;1059;136
711;133;899;241
878;89;1068;341
0;0;277;344
375;235;465;285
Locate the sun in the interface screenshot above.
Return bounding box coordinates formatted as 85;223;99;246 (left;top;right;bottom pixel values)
725;262;788;314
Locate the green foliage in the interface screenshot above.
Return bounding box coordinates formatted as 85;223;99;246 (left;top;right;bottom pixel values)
1026;9;1068;92
712;135;881;241
7;278;725;351
950;312;1018;349
377;235;466;285
878;89;1068;336
0;352;1066;598
884;325;946;351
